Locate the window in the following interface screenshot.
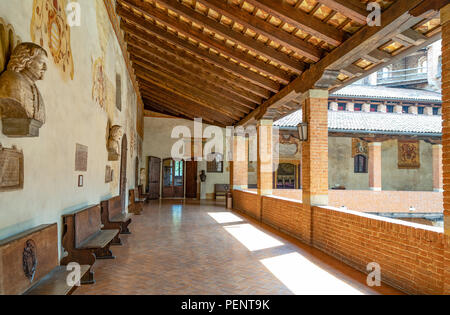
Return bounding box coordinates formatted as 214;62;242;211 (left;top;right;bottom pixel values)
370;105;378;112
418;107;424;115
338;103;346;111
387;105;394;113
207;152;223;173
433;107;440;115
354;103;362;111
354;155;368;173
402;106;409;114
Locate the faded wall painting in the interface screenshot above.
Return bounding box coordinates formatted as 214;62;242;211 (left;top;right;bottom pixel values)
352;139;368;157
0;18;22;75
92;57;107;109
398;140;420;169
30;0;74;80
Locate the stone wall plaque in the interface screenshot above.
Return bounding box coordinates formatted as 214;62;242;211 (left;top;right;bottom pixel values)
75;144;88;172
0;143;24;191
105;165;114;183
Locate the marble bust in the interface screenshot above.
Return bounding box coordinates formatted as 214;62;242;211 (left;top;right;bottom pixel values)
108;125;122;161
0;42;48;137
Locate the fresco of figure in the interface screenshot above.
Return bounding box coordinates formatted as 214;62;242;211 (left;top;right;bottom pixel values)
0;42;48;137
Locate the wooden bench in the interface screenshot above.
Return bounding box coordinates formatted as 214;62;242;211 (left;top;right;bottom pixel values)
0;224;90;295
214;184;230;200
128;189;144;215
100;196;132;246
138;185;150;203
60;205;119;284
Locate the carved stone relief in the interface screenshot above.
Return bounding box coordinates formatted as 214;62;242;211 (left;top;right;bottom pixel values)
22;239;37;282
0;143;24;191
0;42;48;137
105;165;114;183
107;125;122;161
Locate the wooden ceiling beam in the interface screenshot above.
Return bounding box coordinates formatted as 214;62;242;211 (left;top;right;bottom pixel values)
141;86;234;125
151;0;305;74
118;0;292;83
143;97;226;126
131;55;256;111
244;0;346;46
316;0;368;24
135;69;243;121
144;99;194;121
124;33;270;100
118;7;282;91
237;0;432;125
127;41;263;104
196;0;322;61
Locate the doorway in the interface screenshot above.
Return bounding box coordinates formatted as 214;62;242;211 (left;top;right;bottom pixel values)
185;161;198;198
162;158;184;198
147;156;161;199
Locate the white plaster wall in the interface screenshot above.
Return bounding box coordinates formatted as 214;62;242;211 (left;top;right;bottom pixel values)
0;0;140;256
143;117;230;198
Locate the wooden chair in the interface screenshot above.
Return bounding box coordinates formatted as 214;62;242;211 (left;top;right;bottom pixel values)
0;224;90;295
214;184;230;200
60;205;119;284
100;196;132;246
128;189;144;215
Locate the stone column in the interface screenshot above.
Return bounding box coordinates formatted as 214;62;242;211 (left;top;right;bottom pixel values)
442;4;450;236
368;142;382;191
362;103;371;112
232;134;248;190
257;120;273;196
347;102;354;112
301;89;329;244
394;105;403;114
329;102;338;111
432;144;443;192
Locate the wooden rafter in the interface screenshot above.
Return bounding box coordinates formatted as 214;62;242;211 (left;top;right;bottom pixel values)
196;0;323;62
316;0;368;24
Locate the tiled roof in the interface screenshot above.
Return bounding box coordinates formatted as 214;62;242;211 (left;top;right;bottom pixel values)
330;86;442;103
274;110;442;135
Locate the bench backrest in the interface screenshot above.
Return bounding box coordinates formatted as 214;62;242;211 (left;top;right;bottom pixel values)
0;224;58;295
74;205;102;248
129;189;136;204
215;184;230;192
107;196;123;220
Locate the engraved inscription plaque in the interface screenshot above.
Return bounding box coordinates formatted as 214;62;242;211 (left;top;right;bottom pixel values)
0;144;24;191
75;144;88;172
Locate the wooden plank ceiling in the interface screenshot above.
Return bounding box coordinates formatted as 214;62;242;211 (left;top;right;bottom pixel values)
116;0;444;127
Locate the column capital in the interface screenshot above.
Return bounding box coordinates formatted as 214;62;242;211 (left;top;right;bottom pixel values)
300;89;329;104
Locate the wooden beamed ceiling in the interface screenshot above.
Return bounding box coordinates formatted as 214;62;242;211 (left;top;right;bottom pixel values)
116;0;445;126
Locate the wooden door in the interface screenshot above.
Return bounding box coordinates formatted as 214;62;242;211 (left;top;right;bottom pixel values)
147;156;161;200
120;135;128;210
185;161;197;198
162;158;184;198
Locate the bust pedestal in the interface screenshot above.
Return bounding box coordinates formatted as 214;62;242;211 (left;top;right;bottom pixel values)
2;118;43;137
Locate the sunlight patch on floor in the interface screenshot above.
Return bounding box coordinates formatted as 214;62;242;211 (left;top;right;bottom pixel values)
260;252;366;295
208;212;244;224
224;224;284;251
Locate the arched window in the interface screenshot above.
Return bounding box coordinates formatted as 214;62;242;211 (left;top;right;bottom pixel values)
354;155;368;173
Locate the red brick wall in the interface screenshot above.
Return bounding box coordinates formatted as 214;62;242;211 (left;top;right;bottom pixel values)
313;205;447;295
261;196;308;242
269;189;443;213
232;191;449;294
232;190;261;220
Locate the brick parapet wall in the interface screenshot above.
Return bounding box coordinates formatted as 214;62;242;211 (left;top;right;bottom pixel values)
268;189;443;213
232;191;448;294
232;190;261;220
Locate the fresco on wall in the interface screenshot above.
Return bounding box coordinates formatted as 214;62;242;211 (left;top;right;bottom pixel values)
352;139;368;157
276;134;300;158
92;57;107;109
30;0;74;81
398;140;420;169
0;18;21;75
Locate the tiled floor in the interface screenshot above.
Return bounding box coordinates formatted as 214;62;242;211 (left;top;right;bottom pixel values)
75;200;403;295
